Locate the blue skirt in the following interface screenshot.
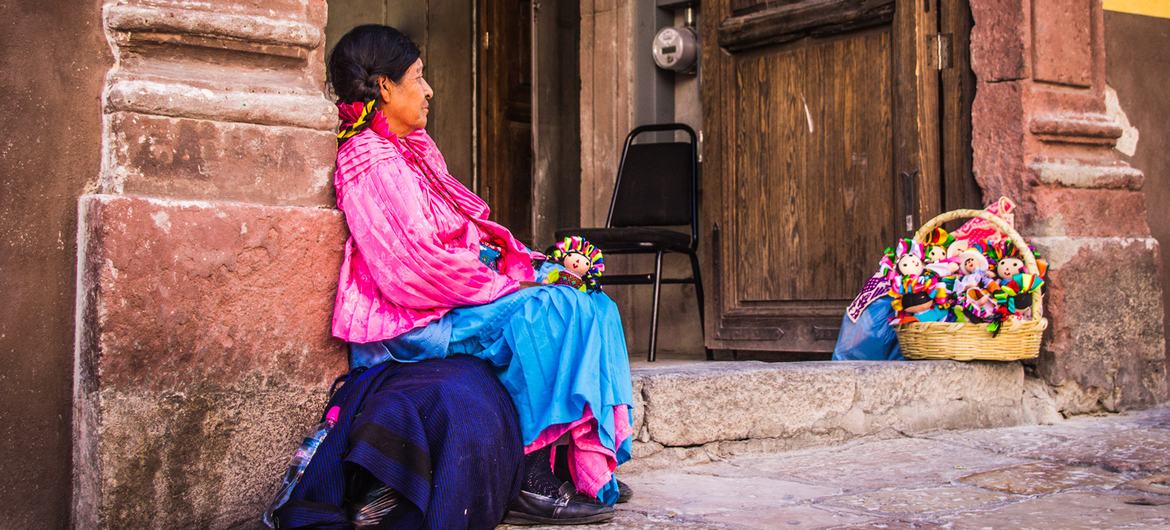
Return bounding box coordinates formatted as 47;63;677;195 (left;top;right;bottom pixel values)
351;266;635;504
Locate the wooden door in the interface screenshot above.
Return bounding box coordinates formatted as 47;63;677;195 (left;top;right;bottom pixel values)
701;0;945;353
477;0;534;245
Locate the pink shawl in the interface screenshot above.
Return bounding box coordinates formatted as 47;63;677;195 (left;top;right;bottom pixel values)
331;107;535;343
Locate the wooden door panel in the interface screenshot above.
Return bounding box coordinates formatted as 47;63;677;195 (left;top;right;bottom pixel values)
730;0;769;15
477;0;533;245
703;0;938;352
732;29;895;304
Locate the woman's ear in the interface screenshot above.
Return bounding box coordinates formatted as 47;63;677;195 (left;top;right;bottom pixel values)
377;75;393;104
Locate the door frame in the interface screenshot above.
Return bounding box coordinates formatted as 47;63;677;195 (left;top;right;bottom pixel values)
699;0;975;353
474;0;581;249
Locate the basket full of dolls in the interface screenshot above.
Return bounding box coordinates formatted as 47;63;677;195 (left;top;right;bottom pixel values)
880;200;1049;361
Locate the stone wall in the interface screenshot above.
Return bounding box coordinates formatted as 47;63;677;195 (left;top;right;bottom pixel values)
1103;5;1170;405
968;0;1167;412
0;1;112;526
74;0;347;527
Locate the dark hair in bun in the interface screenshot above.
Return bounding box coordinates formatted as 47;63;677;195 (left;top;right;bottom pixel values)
328;25;421;104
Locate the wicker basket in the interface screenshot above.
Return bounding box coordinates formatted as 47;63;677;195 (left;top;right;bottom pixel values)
896;209;1047;361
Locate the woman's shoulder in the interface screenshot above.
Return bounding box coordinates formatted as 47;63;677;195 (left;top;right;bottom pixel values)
337;128;403;169
335;129;408;194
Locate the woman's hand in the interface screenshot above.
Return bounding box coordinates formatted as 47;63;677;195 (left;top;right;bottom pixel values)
519;281;544;289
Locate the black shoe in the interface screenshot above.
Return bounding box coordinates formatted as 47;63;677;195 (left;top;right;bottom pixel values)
553;445;632;504
503;481;616;525
617;479;632;504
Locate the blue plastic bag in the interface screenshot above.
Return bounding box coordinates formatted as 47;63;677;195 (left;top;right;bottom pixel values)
831;296;904;361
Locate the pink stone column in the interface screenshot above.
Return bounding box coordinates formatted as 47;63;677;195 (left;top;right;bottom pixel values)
970;0;1166;411
73;1;348;526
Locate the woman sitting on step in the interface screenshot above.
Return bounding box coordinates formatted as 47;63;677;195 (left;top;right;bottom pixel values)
276;24;635;528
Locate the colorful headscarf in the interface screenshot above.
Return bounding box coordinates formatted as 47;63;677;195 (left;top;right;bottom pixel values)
337;100;392;145
952;197;1016;246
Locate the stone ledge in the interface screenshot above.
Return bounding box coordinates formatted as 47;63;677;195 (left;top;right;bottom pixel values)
1029;157;1143;189
105;112;336;204
106;76;336;130
627;360;1048;471
107;4;324;50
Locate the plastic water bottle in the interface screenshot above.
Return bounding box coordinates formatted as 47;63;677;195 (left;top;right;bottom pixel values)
262;405;342;528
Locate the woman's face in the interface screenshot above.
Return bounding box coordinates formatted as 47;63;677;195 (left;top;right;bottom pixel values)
379;58;433;137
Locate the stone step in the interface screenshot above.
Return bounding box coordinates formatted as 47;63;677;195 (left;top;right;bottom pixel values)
626;360;1060;473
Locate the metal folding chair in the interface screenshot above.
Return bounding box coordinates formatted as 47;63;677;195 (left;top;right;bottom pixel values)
556;123;708;361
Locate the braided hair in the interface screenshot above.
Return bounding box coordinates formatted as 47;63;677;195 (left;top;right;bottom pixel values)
328;25;421;142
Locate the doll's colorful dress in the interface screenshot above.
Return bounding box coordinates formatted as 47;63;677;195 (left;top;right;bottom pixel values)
330;110;633;505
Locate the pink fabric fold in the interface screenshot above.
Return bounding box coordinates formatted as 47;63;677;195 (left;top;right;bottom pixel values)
331;120;536;343
525;405;634;499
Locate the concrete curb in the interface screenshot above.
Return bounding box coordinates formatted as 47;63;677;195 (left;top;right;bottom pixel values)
626;360;1059;472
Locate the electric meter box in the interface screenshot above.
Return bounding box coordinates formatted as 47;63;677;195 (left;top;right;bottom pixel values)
652;25;698;74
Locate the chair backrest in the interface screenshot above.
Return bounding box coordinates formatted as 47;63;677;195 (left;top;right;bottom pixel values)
606;124;698;236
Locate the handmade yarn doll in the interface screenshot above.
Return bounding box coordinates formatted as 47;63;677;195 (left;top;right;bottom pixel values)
994;273;1044;321
987;240;1049;281
882;239;949;324
922;227;961;279
951;246;1000;323
924;227;953;265
879;239;925;280
889;275;950;324
546;236;605;292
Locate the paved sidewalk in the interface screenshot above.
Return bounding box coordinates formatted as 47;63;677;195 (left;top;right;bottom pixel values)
510;406;1170;529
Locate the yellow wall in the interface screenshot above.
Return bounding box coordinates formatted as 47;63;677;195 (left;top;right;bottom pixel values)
1104;0;1170;18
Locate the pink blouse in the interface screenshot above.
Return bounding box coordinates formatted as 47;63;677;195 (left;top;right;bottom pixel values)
331;126;536;343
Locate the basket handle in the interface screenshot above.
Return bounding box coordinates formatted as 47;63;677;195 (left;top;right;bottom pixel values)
913;209;1043;321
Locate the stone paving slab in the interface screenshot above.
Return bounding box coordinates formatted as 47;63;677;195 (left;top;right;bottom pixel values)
819;485;1019;517
936;491;1170;529
690;437;1031;493
502;406;1170;529
927;412;1170;474
957;461;1127;495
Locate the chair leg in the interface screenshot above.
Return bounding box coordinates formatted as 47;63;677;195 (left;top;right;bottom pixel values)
689;251;713;361
648;251;664;362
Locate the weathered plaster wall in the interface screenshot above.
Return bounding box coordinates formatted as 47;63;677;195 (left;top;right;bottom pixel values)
74;0;348;527
1103;8;1170;404
968;0;1167;412
0;0;111;526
